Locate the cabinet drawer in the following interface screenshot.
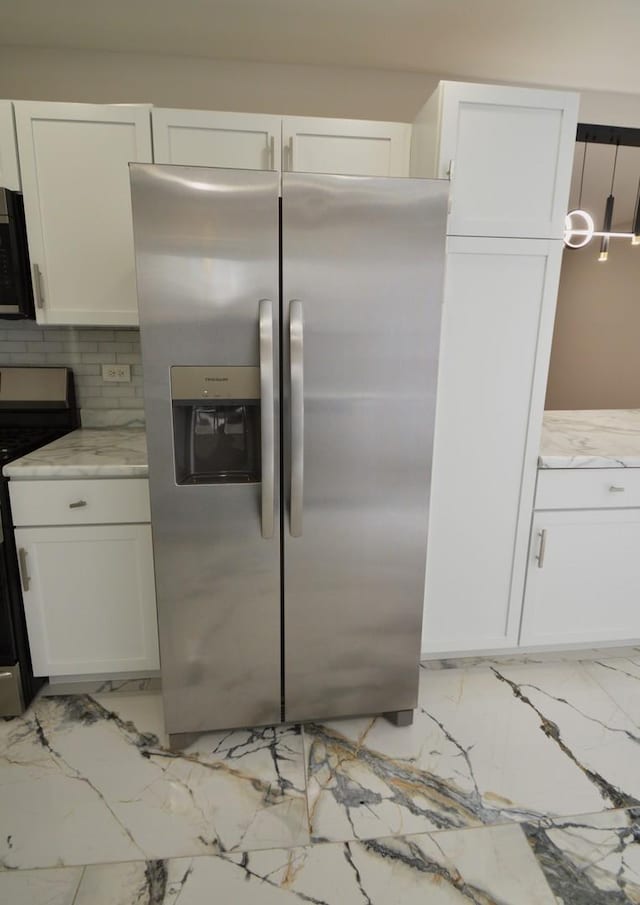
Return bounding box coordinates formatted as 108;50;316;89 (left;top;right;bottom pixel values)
536;468;640;510
9;478;150;526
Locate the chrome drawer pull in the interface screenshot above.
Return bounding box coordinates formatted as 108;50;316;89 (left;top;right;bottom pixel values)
69;500;87;509
536;529;547;568
609;485;625;493
18;548;30;591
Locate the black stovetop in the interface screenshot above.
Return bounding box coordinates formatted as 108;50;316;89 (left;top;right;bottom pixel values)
0;426;70;467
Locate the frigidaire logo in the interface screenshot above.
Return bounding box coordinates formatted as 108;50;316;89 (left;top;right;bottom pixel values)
204;377;229;382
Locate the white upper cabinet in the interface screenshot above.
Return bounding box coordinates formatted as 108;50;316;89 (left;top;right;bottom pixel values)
0;101;20;190
14;102;152;326
411;82;579;239
422;236;563;655
152;109;281;170
282;116;411;177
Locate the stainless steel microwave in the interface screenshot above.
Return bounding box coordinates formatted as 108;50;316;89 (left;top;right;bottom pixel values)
0;188;34;319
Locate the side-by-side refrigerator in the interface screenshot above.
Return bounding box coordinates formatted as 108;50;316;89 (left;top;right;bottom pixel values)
130;164;447;744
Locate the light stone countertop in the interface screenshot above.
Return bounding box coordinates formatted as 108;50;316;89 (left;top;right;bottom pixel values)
539;409;640;468
3;429;148;479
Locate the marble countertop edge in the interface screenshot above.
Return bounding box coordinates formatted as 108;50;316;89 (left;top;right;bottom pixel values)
539;409;640;470
2;428;148;479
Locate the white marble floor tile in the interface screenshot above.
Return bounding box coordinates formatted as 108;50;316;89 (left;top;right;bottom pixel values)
524;807;640;903
304;660;640;843
582;655;640;725
64;822;555;904
0;866;83;905
0;693;309;870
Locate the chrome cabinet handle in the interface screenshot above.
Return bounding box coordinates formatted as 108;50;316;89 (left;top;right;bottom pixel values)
609;485;625;493
33;264;45;309
259;299;275;539
18;547;30;591
289;300;304;537
286;136;294;172
268;135;275;170
69;500;87;509
536;529;547;569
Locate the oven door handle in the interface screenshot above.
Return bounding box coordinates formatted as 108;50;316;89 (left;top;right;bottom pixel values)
259;298;275;539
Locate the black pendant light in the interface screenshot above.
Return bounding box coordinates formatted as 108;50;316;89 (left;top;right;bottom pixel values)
598;142;619;262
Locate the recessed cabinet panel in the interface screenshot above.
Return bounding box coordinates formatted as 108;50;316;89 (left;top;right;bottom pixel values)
152;109;281;170
423;237;563;654
521;510;640;645
14;102;152;325
283;116;411;177
16;523;159;676
411;82;578;239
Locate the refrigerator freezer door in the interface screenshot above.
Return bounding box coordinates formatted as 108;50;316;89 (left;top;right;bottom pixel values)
282;173;448;722
130;164;281;734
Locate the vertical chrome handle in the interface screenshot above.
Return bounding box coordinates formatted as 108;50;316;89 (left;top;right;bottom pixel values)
259;299;275;539
18;547;30;591
536;529;547;569
287;136;294;172
289;300;304;537
33;264;45;308
268;135;275;170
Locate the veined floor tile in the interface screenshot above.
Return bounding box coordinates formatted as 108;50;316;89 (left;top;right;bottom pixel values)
66;822;555;904
582;655;640;725
0;865;83;904
0;693;309;870
304;660;640;843
524;807;640;903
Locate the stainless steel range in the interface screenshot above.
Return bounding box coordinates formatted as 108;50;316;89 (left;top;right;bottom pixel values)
130;165;447;745
0;367;78;715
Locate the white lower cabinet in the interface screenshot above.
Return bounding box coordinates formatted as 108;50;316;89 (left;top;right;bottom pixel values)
520;509;640;646
11;477;159;677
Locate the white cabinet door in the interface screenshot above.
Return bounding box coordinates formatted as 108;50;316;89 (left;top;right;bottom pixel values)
14;102;152;326
521;510;640;646
411;82;578;239
152;109;281;170
0;101;20;190
16;524;159;676
282;116;410;177
422;236;563;655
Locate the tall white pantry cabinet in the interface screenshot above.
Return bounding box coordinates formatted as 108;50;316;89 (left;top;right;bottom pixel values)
412;82;579;655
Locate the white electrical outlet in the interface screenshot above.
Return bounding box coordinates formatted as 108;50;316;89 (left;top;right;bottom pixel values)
102;364;131;383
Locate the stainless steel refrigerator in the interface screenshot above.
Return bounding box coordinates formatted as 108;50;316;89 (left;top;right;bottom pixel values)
130;164;447;745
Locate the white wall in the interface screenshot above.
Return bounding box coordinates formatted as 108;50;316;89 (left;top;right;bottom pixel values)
1;44;640;126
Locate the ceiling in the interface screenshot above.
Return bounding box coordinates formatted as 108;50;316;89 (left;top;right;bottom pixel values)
1;0;640;96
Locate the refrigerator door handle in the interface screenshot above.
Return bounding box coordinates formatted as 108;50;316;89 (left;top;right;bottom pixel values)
289;299;304;537
259;298;275;539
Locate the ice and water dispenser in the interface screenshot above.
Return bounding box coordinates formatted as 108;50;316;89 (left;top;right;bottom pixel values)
171;367;261;485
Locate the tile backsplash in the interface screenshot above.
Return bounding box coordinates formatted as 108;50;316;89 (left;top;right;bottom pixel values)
0;321;144;428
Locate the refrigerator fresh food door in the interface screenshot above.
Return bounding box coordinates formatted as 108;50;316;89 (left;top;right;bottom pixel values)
282;173;448;722
130;164;281;734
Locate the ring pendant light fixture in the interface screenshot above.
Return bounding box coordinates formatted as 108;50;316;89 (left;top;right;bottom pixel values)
564;123;640;260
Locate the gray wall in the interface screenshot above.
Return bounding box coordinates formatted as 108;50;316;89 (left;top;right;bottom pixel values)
546;242;640;410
